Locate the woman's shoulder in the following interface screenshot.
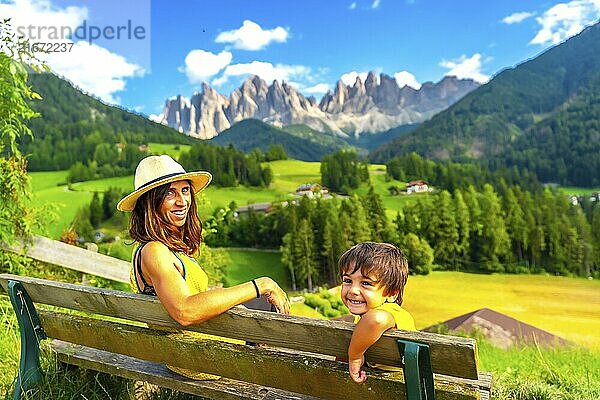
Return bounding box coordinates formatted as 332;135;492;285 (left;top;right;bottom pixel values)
140;241;172;257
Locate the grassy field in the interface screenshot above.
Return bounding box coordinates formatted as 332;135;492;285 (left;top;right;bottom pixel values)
147;142;191;158
559;186;600;195
27;159;324;238
221;248;291;289
354;164;425;219
221;248;600;351
324;272;600;351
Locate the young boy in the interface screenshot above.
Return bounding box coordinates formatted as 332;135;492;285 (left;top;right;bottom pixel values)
339;242;416;384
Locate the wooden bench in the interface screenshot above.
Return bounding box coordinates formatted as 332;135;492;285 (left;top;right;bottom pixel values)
0;273;491;400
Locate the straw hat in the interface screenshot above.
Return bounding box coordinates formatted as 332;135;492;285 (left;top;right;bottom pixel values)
116;155;212;212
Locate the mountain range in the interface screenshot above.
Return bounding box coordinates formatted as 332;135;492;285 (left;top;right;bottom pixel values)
370;21;600;186
158;73;479;139
20;20;600;185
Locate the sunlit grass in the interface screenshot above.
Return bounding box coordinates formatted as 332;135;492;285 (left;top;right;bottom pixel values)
147;142;191;159
220;249;291;290
558;186;600;196
480;340;600;400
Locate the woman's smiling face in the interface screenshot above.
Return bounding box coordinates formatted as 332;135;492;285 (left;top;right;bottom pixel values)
160;180;191;227
340;269;390;315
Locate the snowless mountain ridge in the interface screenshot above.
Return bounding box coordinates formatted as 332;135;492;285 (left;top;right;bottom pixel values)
158;71;479;139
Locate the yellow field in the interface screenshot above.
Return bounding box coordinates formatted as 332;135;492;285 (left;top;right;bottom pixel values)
403;272;600;350
328;272;600;349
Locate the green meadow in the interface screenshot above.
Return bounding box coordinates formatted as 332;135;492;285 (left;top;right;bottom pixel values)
221;248;291;289
559;186;600;195
28;159;323;238
28;159;417;239
147;142;192;158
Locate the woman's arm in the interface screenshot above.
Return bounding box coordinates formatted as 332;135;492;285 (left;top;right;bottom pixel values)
141;242;289;326
347;309;396;383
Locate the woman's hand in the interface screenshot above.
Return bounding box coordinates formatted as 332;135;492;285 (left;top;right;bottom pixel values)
255;277;290;314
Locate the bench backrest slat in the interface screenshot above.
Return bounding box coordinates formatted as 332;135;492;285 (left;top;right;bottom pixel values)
0;274;480;380
0;236;130;283
40;310;481;400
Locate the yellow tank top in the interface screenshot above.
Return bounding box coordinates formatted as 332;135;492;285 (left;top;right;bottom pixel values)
353;302;416;330
130;242;220;380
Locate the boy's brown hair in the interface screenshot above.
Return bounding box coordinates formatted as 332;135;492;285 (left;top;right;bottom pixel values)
338;242;409;305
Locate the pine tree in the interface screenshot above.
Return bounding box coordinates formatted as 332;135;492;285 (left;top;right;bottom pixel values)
280;232;297;291
503;187;528;264
362;185;394;242
89;192;103;228
453;189;471;268
478;184;510;272
402;232;434;275
341;195;371;244
294;219;317;291
426;190;459;268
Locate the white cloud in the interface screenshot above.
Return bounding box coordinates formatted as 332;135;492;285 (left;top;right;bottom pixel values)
212;61;311;86
372;0;381;9
0;0;144;104
303;83;331;94
0;0;88;41
180;49;232;84
502;11;535;24
439;53;489;83
44;42;144;104
340;71;369;85
148;113;164;123
215;20;289;51
349;2;357;10
530;0;600;46
394;71;421;89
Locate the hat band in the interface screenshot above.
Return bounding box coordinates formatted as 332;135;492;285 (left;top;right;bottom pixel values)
136;172;185;191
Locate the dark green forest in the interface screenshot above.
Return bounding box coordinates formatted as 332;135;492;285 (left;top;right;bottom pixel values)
371;22;600;187
210;119;347;161
21;72;194;173
198;155;600;289
320;150;370;193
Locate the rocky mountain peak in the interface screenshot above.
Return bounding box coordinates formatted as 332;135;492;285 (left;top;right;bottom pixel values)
159;72;479;138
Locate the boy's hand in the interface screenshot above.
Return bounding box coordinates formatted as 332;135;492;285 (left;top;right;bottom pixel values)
348;355;367;383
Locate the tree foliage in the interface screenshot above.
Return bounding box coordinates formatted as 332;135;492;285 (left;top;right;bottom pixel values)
0;19;43;245
320;149;369;193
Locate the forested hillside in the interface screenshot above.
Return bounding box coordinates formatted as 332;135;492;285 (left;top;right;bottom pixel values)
22;72;194;172
210;119;348;161
371;22;600;186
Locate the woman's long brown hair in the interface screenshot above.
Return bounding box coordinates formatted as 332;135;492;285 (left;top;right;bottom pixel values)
129;180;202;255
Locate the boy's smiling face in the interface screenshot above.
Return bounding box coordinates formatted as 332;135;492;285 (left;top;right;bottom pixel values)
341;269;393;315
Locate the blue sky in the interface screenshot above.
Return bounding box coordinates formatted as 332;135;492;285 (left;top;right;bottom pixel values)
2;0;600;119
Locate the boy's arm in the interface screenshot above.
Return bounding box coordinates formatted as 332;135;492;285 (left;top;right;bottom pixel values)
348;309;396;383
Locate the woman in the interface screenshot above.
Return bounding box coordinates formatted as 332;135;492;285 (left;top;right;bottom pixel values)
117;155;289;378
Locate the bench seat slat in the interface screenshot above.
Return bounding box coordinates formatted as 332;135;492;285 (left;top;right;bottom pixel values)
50;340;316;400
0;274;480;380
39;310;483;400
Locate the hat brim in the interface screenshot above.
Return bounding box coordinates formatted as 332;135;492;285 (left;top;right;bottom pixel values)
117;171;212;212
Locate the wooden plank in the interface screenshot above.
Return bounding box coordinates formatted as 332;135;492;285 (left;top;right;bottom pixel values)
0;274;480;379
0;235;129;282
50;340;317;400
40;311;481;400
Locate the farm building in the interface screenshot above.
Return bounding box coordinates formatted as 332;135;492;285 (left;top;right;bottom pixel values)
406;180;429;194
236;202;273;216
423;308;570;349
295;183;330;198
